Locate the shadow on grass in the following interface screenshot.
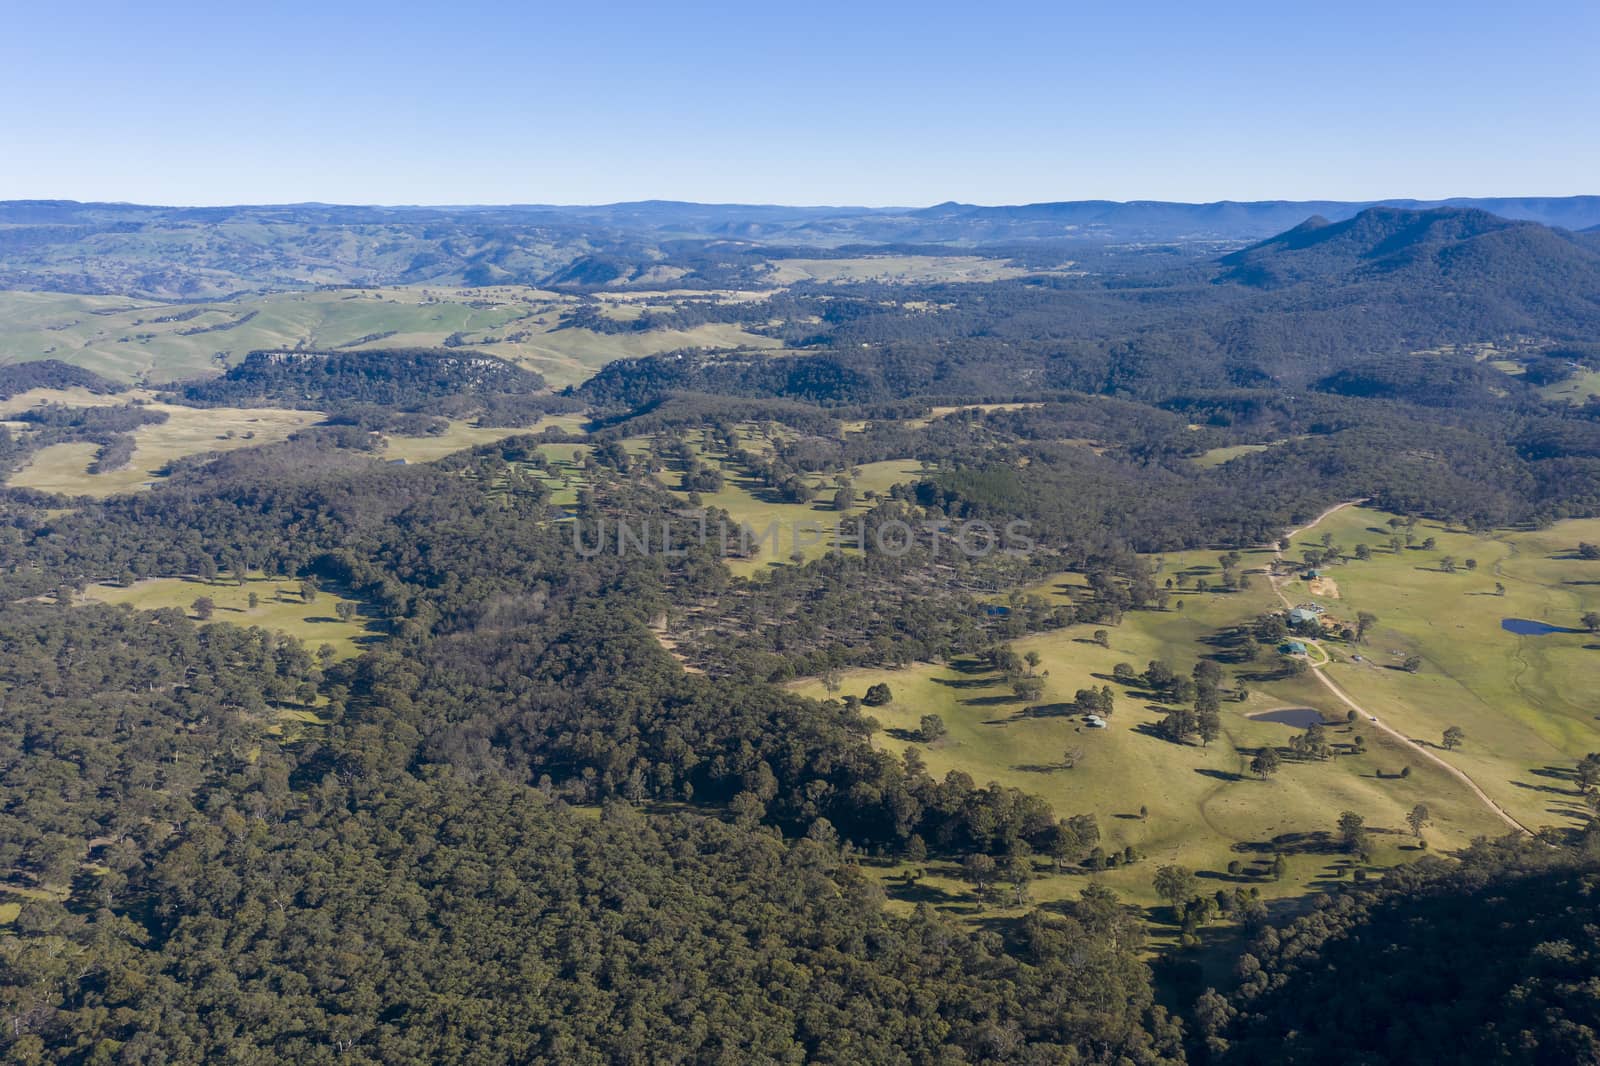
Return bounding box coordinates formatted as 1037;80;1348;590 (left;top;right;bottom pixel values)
931;675;1000;690
1230;830;1340;857
961;694;1026;708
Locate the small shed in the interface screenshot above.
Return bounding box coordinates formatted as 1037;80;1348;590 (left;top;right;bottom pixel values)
1084;715;1108;729
1280;640;1309;655
1303;568;1322;579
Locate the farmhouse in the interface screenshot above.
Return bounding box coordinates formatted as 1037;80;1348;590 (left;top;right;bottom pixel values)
1287;607;1318;625
1279;640;1309;655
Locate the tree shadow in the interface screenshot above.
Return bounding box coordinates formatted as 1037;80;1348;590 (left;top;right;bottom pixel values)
1511;779;1578;798
1013;702;1078;718
961;693;1025;707
932;675;1000;690
1230;830;1339;857
1194;768;1244;783
884;878;972;909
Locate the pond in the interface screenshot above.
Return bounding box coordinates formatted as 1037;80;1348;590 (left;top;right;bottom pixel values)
1248;708;1329;728
1501;618;1577;636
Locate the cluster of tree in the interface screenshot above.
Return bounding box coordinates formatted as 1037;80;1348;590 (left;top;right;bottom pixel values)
0;359;122;400
0;402;170;479
10;402;166;432
168;347;546;413
325;404;450;436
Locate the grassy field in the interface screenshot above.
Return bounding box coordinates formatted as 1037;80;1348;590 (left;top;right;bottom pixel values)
501;321;781;388
637;428;926;576
0;386;150;418
1189;436;1312;469
5;397;320;496
790;546;1507;919
0;287;784;389
1540;368;1600;404
82;575;382;660
376;419;536;464
4;392;595;496
1273;507;1600;831
1191;443;1275;469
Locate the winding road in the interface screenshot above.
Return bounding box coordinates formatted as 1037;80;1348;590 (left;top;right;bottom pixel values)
1268;500;1531;835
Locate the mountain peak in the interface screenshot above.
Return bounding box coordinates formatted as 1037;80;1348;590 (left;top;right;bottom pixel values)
1214;205;1571;287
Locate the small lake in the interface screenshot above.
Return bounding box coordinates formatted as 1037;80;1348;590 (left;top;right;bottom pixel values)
1249;708;1329;728
1501;618;1577;636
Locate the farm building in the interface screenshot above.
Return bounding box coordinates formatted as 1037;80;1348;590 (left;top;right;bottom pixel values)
1279;640;1309;655
1287;607;1318;625
1303;568;1321;579
1084;714;1108;728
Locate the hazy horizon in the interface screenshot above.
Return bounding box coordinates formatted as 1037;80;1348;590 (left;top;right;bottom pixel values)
7;192;1599;211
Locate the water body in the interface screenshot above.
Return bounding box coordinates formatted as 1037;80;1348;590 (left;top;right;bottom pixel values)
1501;618;1577;636
1249;708;1328;728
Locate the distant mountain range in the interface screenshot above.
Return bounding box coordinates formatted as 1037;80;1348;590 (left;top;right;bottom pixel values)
1;196;1597;299
6;194;1598;240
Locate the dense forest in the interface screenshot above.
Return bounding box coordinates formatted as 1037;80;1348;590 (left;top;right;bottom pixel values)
1207;837;1600;1065
170;348;547;416
0;360;123;400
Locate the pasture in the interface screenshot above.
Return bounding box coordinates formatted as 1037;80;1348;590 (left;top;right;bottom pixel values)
82;574;381;660
1540;367;1600;404
790;545;1507;917
376;419;536;464
1275;507;1600;831
5;399;320;496
0;286;785;389
637;428;926;575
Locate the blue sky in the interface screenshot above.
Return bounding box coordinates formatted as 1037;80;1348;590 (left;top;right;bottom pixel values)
2;1;1596;206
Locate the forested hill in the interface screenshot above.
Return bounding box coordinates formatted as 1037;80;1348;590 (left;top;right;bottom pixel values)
171;348;545;412
1217;206;1600;288
0;359;123;400
581;207;1600;405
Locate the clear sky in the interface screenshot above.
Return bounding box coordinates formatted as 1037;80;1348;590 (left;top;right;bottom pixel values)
2;1;1596;207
